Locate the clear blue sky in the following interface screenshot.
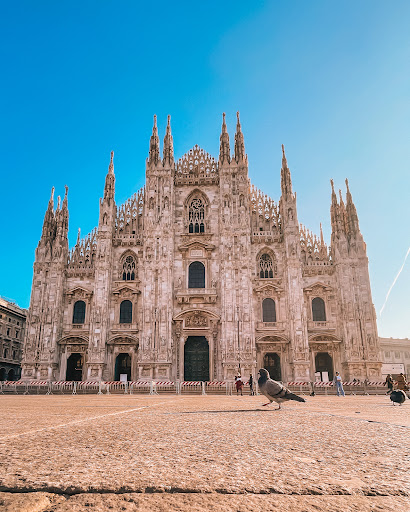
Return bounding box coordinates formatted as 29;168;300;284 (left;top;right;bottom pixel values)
1;1;409;338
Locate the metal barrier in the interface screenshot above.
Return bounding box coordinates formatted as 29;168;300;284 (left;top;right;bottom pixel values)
180;381;203;394
286;382;312;395
0;380;389;396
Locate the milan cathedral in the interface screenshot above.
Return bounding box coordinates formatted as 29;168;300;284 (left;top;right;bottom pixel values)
21;114;382;382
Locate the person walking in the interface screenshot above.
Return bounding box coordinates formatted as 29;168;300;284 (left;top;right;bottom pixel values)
249;374;254;396
333;371;345;396
235;375;244;396
385;374;394;394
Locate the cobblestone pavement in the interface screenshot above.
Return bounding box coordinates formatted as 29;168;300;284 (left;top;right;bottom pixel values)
0;394;409;511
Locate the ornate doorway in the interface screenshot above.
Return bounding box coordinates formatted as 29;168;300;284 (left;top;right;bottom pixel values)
66;353;83;381
115;353;132;381
263;353;281;381
184;336;209;381
315;352;333;381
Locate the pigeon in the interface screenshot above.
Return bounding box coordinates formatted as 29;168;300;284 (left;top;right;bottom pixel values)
258;368;306;409
390;390;406;406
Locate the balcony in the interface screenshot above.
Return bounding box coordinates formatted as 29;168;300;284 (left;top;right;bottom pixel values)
256;321;285;331
176;288;217;305
308;321;336;331
251;231;281;244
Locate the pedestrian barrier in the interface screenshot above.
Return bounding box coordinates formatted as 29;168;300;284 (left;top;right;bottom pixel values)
206;381;229;395
286;382;312;395
180;381;203;394
0;380;390;396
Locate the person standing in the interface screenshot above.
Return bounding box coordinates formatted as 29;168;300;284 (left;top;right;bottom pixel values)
333;372;345;396
249;374;254;396
235;375;244;396
385;374;394;394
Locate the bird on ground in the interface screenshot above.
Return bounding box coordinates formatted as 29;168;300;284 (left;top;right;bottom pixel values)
258;368;306;410
390;390;406;406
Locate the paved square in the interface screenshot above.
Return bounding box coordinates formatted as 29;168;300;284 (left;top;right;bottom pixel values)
0;394;409;511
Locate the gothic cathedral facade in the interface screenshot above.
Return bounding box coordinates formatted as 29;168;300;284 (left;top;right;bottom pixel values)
22;114;382;382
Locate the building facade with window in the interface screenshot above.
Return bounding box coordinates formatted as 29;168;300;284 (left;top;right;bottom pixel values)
0;297;27;380
21;114;382;382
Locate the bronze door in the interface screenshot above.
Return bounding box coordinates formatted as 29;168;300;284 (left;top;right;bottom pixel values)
263;353;282;381
184;336;209;381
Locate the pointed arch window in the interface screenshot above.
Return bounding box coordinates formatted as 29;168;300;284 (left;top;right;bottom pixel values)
262;298;276;322
312;297;326;321
72;300;86;324
259;253;274;278
188;261;205;288
122;255;136;281
188;198;205;233
120;300;133;324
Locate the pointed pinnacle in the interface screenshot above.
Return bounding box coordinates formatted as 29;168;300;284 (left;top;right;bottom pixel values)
167;114;171;127
109;151;114;174
330;179;335;192
281;144;288;167
222;112;227;132
236;111;241;128
49;186;55;205
76;227;81;245
64;185;68;198
320;222;324;244
57;195;61;210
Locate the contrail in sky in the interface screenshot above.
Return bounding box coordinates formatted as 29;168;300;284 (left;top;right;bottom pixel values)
379;246;410;317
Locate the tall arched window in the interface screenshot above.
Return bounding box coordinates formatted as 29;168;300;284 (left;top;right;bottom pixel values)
188;261;205;288
122;255;136;281
312;297;326;321
188;198;205;233
120;300;133;324
72;300;86;324
259;253;274;278
262;298;276;322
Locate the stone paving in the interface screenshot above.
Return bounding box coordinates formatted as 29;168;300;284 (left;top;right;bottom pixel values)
0;394;409;511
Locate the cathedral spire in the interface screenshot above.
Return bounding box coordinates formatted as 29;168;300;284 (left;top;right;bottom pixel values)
148;114;160;166
345;178;360;236
280;144;293;200
163;115;174;166
41;186;56;241
103;151;115;204
219;112;230;166
234;111;245;163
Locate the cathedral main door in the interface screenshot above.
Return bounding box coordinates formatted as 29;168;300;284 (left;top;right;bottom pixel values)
184;336;209;381
66;353;83;381
263;353;282;381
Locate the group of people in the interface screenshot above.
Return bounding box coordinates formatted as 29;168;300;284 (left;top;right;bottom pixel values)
385;373;409;394
234;374;255;396
233;371;409;397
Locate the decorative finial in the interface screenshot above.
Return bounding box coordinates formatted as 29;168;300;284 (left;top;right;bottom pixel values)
64;185;68;198
345;178;350;192
222;112;227;132
57;195;61;210
339;189;344;203
330;179;335;192
167;114;171;126
76;227;81;245
320;222;324;244
108;151;114;174
153;114;157;128
236;111;241;125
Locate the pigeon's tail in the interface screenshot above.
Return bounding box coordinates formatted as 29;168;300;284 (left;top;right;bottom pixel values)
285;391;306;403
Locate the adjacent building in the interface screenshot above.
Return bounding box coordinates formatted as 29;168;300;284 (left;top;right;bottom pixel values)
0;297;26;380
21;114;382;382
380;337;410;377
